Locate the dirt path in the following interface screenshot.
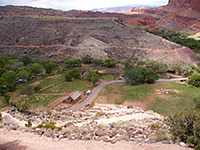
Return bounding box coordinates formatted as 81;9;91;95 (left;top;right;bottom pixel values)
0;128;192;150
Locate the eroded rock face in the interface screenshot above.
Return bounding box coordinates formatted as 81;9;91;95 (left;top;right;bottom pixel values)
167;0;200;11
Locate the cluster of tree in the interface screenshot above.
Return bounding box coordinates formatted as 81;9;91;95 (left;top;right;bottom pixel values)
65;55;117;68
124;65;159;85
172;65;200;76
145;29;200;53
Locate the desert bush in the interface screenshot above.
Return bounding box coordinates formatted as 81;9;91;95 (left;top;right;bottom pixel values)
25;120;32;127
167;108;200;149
46;109;52;115
188;73;200;87
9;95;30;112
36;123;44;128
44;121;62;130
150;129;169;142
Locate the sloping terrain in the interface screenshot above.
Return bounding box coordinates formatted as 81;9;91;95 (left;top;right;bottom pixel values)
0;16;197;67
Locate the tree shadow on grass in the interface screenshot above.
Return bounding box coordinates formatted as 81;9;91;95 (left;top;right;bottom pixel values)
0;140;27;150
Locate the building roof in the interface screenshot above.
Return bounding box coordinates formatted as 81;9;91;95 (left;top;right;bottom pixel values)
71;91;81;100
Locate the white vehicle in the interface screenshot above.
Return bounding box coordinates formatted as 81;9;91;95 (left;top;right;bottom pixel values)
86;90;91;95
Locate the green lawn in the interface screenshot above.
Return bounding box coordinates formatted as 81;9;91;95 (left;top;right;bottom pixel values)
29;95;62;108
41;80;92;93
101;75;116;81
99;82;200;115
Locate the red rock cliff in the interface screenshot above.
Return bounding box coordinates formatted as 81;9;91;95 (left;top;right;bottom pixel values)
167;0;200;11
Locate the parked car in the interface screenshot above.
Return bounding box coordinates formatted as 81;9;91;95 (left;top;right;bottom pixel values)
85;104;90;107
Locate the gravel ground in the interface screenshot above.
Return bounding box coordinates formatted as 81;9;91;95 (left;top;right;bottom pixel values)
0;128;192;150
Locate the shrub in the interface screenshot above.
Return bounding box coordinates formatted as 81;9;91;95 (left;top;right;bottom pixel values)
43;121;62;130
9;95;30;112
25;120;32;127
167;108;200;149
19;85;33;96
65;74;72;82
193;97;200;109
150;129;169;142
34;85;41;93
46;109;52;115
36;123;44;128
188;73;200;87
4;94;10;104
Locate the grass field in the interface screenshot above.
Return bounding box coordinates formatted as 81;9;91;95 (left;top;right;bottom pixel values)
97;82;200;115
29;95;62;109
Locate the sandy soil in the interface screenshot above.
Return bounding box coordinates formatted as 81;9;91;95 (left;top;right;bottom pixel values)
0;128;192;150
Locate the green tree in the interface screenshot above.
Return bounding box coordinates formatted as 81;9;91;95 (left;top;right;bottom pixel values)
19;55;33;66
188;73;200;87
17;70;29;80
104;59;117;68
65;57;82;67
122;58;132;68
0;68;6;77
172;66;182;75
69;69;81;79
145;60;167;74
81;55;93;64
45;61;57;74
144;68;159;83
31;63;44;75
9;95;30;112
124;66;159;85
87;70;100;85
65;74;72;82
2;72;17;90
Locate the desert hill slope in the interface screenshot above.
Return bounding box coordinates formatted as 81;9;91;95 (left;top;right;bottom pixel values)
0;15;197;67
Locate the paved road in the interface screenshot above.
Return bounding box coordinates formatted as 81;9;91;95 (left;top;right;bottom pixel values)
66;78;188;111
156;78;188;82
66;80;126;111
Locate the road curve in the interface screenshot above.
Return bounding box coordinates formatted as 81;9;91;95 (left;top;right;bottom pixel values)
66;78;188;111
66;80;126;111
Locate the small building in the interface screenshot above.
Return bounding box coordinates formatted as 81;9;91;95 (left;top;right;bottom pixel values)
63;91;81;103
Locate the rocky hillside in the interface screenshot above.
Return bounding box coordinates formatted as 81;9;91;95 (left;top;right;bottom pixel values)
0;104;192;150
0;16;197;67
1;104;170;143
152;0;200;34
